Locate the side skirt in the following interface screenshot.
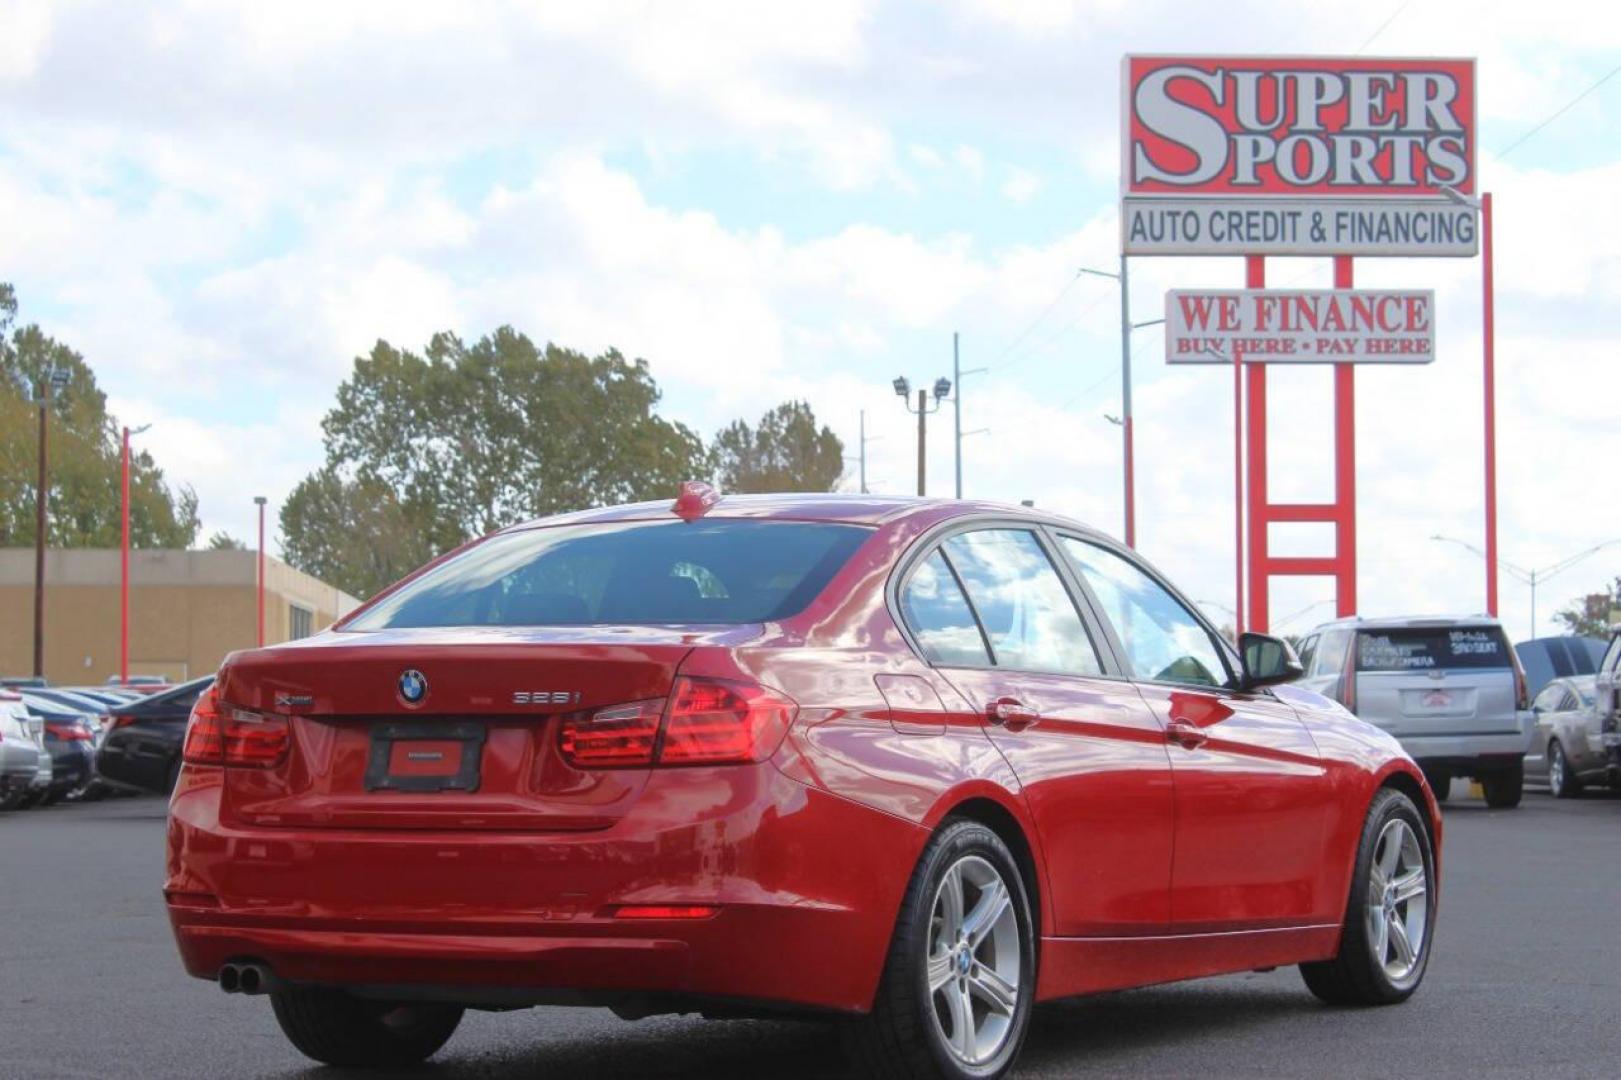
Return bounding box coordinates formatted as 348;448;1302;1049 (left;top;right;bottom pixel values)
1035;924;1341;1001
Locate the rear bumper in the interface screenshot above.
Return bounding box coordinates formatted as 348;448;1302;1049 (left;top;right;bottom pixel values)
1395;725;1530;768
165;763;926;1014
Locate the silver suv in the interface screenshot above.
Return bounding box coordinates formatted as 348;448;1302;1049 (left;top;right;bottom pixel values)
1297;615;1532;808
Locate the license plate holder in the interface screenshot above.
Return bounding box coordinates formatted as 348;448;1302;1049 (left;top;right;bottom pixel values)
365;721;486;793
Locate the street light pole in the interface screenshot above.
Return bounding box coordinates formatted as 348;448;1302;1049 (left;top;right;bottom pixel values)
120;422;153;684
894;375;950;498
254;495;268;648
1431;534;1621;638
33;385;49;678
953;333;961;498
1081;261;1141;548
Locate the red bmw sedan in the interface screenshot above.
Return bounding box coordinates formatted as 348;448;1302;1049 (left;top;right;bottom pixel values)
166;489;1440;1079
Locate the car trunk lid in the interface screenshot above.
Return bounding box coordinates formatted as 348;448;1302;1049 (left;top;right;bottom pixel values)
215;625;760;832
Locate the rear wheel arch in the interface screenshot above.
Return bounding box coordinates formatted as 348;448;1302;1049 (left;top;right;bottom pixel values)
932;796;1044;944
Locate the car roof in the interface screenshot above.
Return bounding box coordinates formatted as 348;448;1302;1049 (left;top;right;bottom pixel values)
1307;614;1503;631
1550;674;1597;690
499;492;1113;536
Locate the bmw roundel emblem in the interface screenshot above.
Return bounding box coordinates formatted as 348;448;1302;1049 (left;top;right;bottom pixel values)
397;669;428;706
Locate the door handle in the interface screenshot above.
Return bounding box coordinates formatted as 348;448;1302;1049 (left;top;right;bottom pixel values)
987;698;1040;730
1165;718;1209;749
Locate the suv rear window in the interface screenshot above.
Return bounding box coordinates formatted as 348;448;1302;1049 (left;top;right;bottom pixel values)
345;520;871;629
1356;627;1511;671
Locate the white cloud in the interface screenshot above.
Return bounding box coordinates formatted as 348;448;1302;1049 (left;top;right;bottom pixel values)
1001;168;1044;203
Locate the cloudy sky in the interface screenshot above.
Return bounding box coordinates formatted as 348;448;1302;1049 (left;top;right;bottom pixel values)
3;0;1617;637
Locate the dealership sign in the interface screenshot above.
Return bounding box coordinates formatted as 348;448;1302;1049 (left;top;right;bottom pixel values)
1122;56;1477;256
1164;289;1435;363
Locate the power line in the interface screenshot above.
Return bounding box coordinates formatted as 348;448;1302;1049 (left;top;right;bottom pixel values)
1496;60;1621;161
993;289;1116;374
985;270;1084;369
1354;1;1412;55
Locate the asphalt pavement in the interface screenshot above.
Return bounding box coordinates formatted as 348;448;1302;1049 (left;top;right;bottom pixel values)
3;785;1618;1079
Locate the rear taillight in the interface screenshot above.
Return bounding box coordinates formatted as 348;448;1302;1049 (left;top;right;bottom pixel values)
557;677;797;770
181;686;289;768
660;677;795;765
558;699;664;768
45;721;93;741
1511;655;1530;710
110;714;138;731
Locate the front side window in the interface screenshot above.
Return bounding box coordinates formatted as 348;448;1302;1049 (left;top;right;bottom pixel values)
346;520;871;629
940;530;1101;676
1060;537;1229;688
899;551;991;667
1533;684;1565;713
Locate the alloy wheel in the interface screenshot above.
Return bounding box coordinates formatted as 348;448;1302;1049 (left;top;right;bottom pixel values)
1549;744;1567;795
1365;818;1429;986
926;855;1021;1067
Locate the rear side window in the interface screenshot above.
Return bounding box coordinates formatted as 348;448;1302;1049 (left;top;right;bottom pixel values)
941;530;1102;676
1356;627;1511;671
347;520;871;629
899;551;991;666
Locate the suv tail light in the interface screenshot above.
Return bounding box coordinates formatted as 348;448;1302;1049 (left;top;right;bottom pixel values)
1510;652;1530;711
558;677;797;769
181;686;290;768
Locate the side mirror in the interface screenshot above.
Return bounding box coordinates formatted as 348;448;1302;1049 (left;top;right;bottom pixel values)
1239;632;1304;691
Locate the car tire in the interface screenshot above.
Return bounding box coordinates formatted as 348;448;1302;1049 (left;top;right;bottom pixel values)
1300;787;1435;1007
1480;761;1524;808
269;988;463;1067
1421;769;1451;803
1546;742;1580;799
845;819;1036;1080
0;784;27;811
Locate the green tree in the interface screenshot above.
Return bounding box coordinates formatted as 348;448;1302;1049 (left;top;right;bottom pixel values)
205;531;248;551
0;285;200;549
711;400;844;494
1553;576;1621;637
280;328;708;598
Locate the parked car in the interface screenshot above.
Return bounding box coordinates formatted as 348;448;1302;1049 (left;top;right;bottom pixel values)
0;692;47;811
95;675;215;794
16;693;96;804
1524;676;1615;797
168;491;1441;1078
1597;629;1621;773
1298;615;1531;807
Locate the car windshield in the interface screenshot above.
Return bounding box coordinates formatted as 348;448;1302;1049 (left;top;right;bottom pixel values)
1356;626;1511;671
346;520;872;629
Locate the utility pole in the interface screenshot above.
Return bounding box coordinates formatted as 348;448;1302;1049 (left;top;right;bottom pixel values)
1082;260;1155;549
255;495;268;648
950;332;987;499
859;410;867;494
953;333;961;498
120;422;153;684
31;368;68;678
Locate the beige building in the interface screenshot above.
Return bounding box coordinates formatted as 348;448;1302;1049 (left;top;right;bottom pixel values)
0;549;360;684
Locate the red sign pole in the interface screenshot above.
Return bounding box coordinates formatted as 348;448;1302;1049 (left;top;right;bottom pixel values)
1333;256;1358;617
120;426;130;683
1481;192;1499;617
1244;256;1268;633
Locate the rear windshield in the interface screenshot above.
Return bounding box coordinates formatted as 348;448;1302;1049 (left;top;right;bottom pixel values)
345;520;871;629
1356;627;1511;672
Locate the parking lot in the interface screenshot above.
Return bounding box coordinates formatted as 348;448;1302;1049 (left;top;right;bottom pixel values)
1;786;1616;1080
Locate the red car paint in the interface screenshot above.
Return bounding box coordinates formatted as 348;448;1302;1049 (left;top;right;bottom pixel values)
166;494;1440;1015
